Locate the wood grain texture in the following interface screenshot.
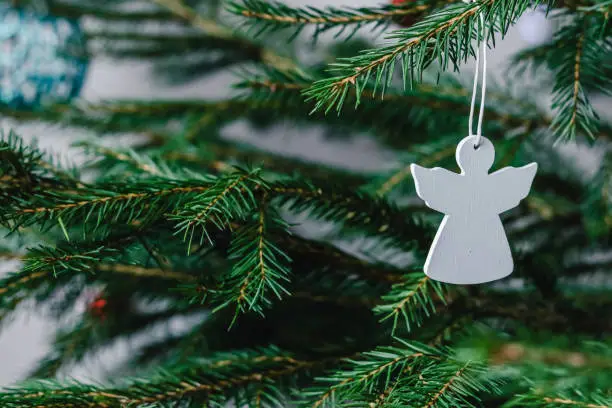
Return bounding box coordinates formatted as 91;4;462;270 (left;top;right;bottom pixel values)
411;135;537;285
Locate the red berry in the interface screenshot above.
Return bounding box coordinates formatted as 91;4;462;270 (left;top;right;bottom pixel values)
88;296;108;320
90;298;107;310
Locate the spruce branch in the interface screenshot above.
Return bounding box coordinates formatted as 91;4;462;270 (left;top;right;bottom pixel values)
408;361;502;407
239;69;612;143
548;16;612;140
177;229;404;310
173;169;433;259
375;274;446;334
303;0;540;113
171;169;265;250
84;30;275;80
216;200;292;317
151;0;298;73
79;142;170;177
230;0;446;38
15;1;176;22
241;67;539;112
0;244;121;325
302;341;499;408
96;263;196;281
0;131;81;199
0;235;212;331
150;0;235;39
7;178;211;234
427;365;472;407
303;340;436;408
506;391;612;407
0;347;325;407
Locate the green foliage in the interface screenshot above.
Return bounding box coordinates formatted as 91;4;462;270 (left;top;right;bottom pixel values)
505;390;612;407
302;340;502;408
301;0;542;113
0;130;80;209
0;242;119;324
230;0;435;39
0;347;313;407
375;274;446;334
548;15;612;140
217;203;292;316
0;0;610;406
171;168;265;248
511;11;612;140
5;177;211;237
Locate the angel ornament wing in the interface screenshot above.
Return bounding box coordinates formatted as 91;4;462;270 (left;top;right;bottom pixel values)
411;135;537;284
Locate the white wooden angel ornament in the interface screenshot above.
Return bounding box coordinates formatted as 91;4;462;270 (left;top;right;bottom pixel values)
411;10;537;284
411;136;537;284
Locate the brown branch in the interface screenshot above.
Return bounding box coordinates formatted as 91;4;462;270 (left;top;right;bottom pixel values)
247;79;602;142
126;356;330;406
569;31;585;129
240;4;434;25
0;270;48;295
541;397;609;408
151;0;297;72
247;78;538;112
371;381;399;407
0;251;25;262
331;0;491;91
236;197;268;307
150;0;233;38
16;355;319;408
17;185;207;215
87;145;162;176
312;352;425;408
387;275;431;318
422;363;469;408
96;263;195;281
188;174;249;228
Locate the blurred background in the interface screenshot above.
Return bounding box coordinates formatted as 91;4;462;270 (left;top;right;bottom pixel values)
0;0;598;385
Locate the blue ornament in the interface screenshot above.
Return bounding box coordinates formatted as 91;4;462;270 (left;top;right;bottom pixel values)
0;5;88;108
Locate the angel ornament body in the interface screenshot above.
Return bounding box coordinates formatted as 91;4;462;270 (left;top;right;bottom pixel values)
411;135;537;284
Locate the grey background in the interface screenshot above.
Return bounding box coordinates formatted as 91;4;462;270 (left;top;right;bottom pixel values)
0;0;577;385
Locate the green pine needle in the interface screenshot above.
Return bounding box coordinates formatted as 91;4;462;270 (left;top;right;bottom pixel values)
375;273;447;334
215;203;292;317
171;168;266;251
304;0;542;113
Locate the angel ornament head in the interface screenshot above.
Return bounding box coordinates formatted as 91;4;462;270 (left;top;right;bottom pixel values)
411;135;537;284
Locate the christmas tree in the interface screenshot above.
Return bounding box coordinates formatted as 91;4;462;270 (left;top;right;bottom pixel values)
0;0;610;406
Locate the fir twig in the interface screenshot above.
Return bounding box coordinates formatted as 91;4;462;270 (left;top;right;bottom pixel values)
304;0;540;113
375;274;446;334
171;169;264;250
230;0;448;39
151;0;298;72
216;199;292;317
507;391;612;407
548;16;612;140
0;348;332;407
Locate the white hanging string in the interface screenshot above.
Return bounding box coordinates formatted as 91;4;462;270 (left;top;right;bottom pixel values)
467;12;488;148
